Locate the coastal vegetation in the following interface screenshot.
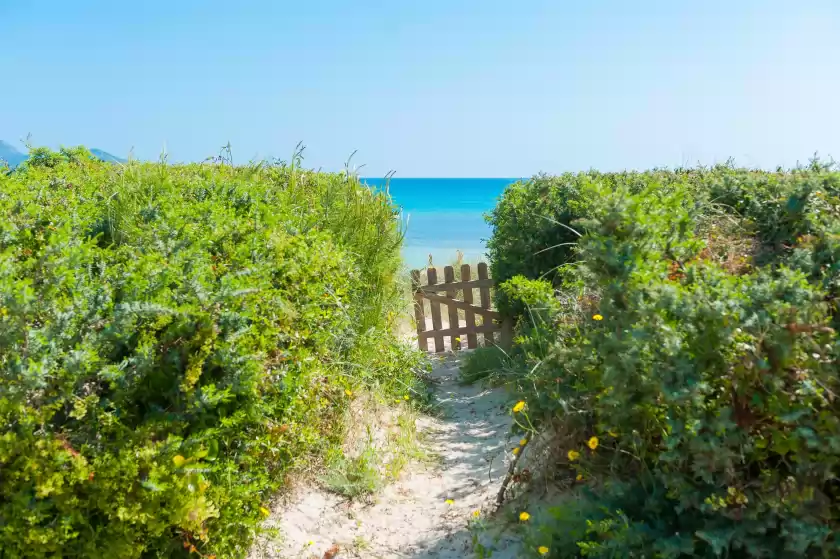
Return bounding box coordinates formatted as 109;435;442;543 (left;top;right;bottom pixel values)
5;145;840;558
0;147;424;558
477;161;840;557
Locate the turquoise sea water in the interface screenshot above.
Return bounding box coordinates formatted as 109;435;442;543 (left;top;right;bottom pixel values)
361;178;521;269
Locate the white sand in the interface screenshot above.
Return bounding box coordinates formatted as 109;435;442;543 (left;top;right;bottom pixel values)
249;353;522;559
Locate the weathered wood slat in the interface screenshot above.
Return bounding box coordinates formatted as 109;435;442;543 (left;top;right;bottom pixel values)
421;292;501;320
427;267;445;353
461;264;478;349
418;323;501;340
501;317;513;349
478;263;493;346
444;266;461;350
411;270;427;352
410;262;503;353
416;279;494;293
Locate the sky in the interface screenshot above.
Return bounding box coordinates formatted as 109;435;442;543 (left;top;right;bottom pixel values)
2;0;839;177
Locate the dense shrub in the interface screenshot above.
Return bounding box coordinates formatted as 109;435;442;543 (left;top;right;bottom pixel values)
485;169;714;314
0;147;422;557
487;164;840;557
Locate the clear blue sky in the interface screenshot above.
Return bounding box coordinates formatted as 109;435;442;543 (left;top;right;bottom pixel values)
2;0;839;177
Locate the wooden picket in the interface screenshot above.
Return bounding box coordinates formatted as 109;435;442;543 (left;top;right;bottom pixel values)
411;263;512;353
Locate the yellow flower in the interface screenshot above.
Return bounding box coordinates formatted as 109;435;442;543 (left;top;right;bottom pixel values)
519;511;530;521
454;337;460;342
538;545;550;555
445;499;454;505
306;540;314;546
567;450;580;461
592;314;603;321
520;438;527;446
172;455;186;467
259;506;270;517
404;395;410;400
345;389;353;397
588;436;599;450
512;401;526;413
512;447;520;455
472;510;481;518
576;474;583;482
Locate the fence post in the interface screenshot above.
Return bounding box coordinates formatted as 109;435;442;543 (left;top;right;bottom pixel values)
427;267;445;353
411;270;427;352
461;264;477;349
477;263;492;346
444;266;460;350
500;317;514;349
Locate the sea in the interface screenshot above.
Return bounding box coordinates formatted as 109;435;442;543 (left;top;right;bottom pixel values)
361;178;522;269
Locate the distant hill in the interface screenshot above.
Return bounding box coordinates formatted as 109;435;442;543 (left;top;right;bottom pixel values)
0;141;127;168
0;141;28;168
89;148;127;163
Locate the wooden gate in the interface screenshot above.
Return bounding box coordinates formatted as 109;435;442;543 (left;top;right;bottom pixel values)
411;262;512;353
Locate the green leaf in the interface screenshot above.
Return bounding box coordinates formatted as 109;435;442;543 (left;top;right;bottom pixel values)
779;409;808;423
696;529;734;555
206;439;219;461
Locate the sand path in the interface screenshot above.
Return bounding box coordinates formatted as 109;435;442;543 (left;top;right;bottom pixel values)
249;353;521;559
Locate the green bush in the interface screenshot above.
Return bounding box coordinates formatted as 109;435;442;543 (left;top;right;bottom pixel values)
485;174;590;287
489;164;840;557
485;169;716;314
0;147;423;558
